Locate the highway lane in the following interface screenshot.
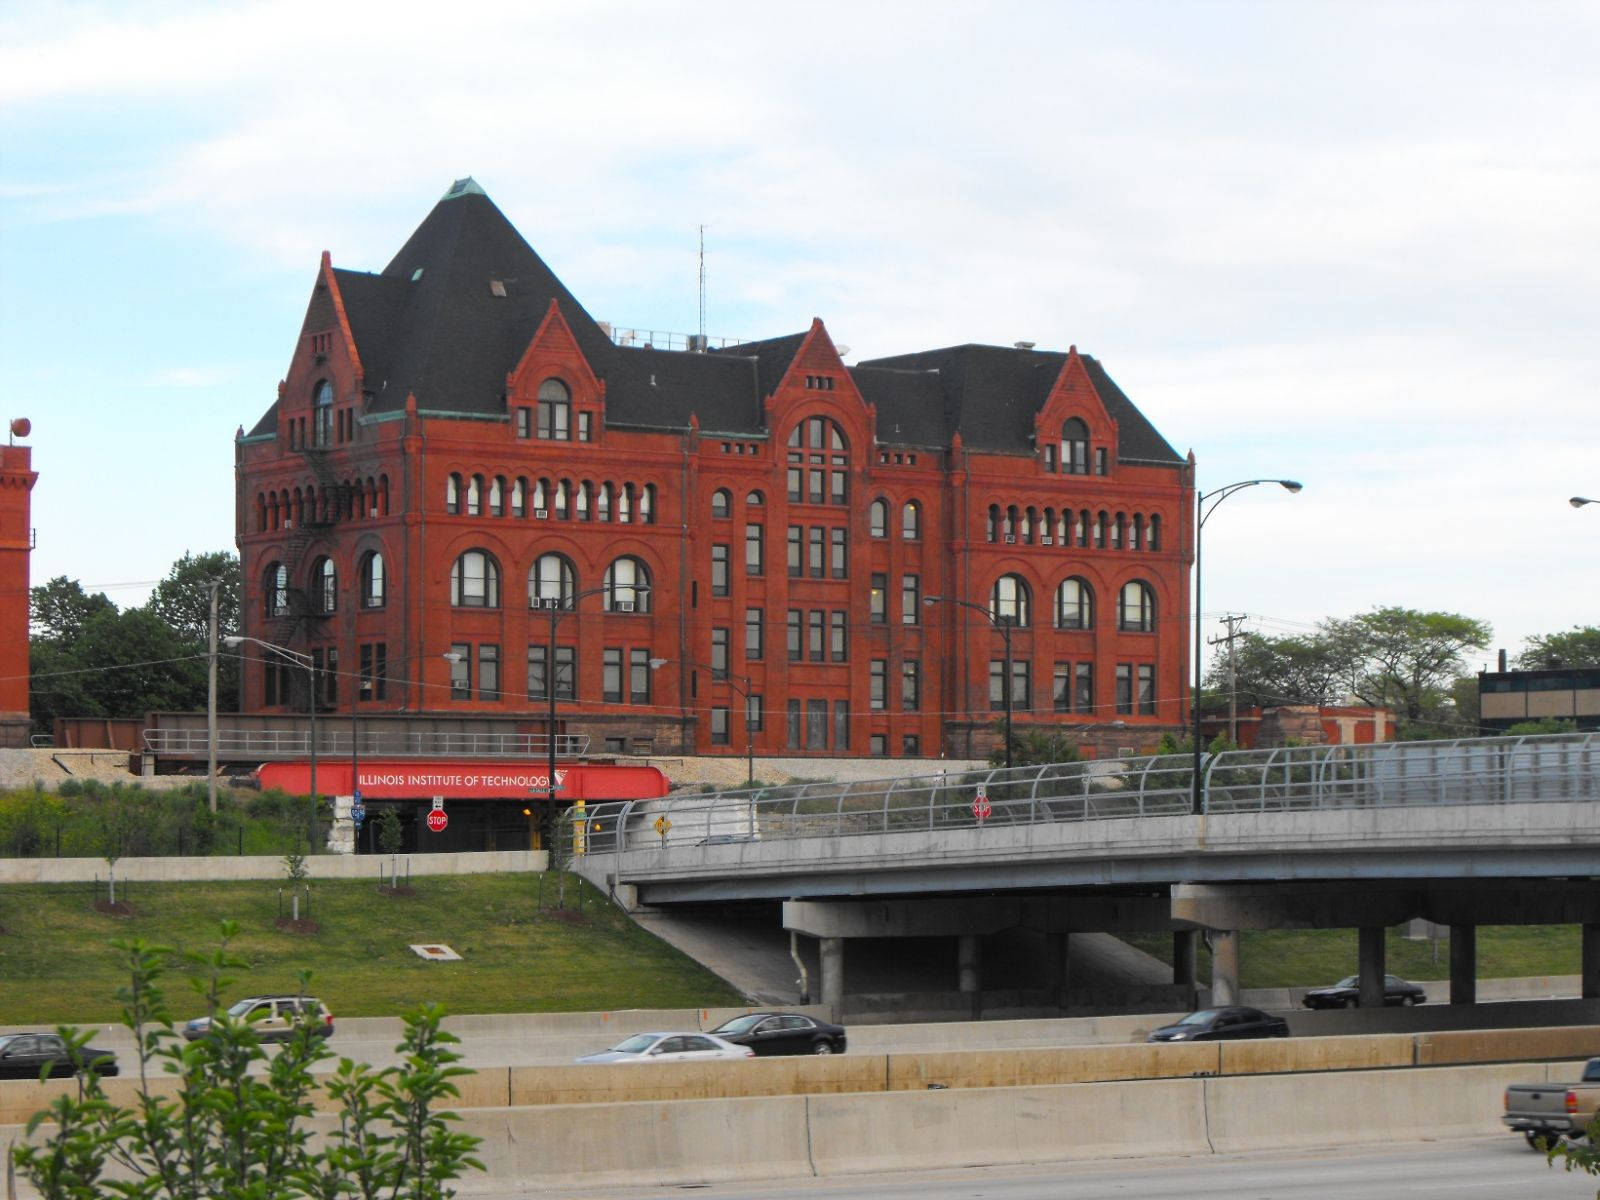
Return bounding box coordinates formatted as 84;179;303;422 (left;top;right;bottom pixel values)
460;1138;1596;1200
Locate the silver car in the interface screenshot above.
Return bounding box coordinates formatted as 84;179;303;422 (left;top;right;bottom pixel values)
575;1031;755;1064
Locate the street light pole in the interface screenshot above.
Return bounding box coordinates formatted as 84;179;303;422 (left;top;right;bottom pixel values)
542;582;650;834
1191;479;1302;816
925;595;1014;770
223;634;317;847
649;658;754;784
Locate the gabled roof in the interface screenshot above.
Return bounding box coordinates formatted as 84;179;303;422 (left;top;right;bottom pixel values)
857;344;1184;463
250;181;1181;467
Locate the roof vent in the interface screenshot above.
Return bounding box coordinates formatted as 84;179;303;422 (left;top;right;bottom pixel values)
489;280;506;297
1014;341;1036;350
411;268;424;282
441;177;486;200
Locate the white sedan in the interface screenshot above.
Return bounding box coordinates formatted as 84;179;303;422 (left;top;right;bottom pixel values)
575;1032;756;1064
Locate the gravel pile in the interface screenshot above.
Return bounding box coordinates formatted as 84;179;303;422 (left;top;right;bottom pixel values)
0;748;197;793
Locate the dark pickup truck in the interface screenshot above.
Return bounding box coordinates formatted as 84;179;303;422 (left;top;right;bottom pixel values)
1504;1057;1600;1148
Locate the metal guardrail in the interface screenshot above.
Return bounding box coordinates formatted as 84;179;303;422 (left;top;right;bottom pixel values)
143;729;591;759
563;732;1598;856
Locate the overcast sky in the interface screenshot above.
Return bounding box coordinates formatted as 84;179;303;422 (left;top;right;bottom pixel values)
2;0;1595;673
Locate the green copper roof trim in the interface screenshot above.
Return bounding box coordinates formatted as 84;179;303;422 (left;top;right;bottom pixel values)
440;177;487;201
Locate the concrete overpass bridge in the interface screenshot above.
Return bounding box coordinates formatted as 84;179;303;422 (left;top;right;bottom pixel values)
570;733;1600;1015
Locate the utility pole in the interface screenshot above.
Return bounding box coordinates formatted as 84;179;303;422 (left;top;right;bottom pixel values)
1208;614;1249;747
206;578;219;814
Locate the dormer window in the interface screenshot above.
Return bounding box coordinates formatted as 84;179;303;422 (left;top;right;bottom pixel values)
1060;418;1088;475
537;379;571;440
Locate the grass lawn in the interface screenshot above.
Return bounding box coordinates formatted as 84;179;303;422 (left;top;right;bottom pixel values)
0;872;744;1025
1121;924;1583;988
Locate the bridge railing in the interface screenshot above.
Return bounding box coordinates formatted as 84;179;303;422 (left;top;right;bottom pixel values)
143;728;591;759
562;732;1597;861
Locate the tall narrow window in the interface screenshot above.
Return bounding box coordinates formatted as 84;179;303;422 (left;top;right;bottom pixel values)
901;574;920;624
870;498;889;538
991;574;1030;626
603;648;623;703
1075;663;1094;713
311;558;336;614
745;608;764;661
745;523;764;575
1116;664;1134;714
807;610;825;662
1118;581;1155;632
902;501;921;540
901;659;921;711
808;526;824;578
537;378;571;440
1053;663;1072;712
478;645;500;701
830;527;848;579
711;544;730;596
1137;664;1156;715
264;562;288;618
450;644;471;700
787;526;802;577
313;380;334;448
446;473;462;515
710;707;730;746
833;701;850;750
870;573;887;623
466;475;483;516
711;489;731;518
829;610;847;662
1061;418;1088;475
786;610;802;661
711;627;729;672
631;649;652;705
870;660;887;710
1055;577;1092;630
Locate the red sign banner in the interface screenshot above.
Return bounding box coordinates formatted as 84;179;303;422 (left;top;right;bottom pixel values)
255;759;670;801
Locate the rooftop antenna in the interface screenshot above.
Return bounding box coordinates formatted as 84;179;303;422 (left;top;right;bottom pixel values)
697;224;707;340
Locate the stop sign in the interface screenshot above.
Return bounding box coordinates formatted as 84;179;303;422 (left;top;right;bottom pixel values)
426;809;448;833
973;789;992;821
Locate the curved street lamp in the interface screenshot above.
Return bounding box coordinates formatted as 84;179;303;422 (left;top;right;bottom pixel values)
1192;479;1303;815
925;594;1016;769
223;634;317;847
1572;497;1597;509
649;657;755;784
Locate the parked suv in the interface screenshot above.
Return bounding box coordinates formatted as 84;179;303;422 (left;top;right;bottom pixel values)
183;996;334;1043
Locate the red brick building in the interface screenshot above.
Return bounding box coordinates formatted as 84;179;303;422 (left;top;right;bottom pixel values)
235;179;1195;767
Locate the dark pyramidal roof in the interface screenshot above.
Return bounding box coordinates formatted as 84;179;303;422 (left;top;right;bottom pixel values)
254;179;1182;464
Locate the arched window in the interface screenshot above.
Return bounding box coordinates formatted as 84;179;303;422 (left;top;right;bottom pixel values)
511;477;526;518
451;550;500;608
529;554;576;607
1004;505;1019;543
986;504;1000;543
618;483;634;523
746;489;764;507
1149;514;1162;551
532;478;548;515
902;501;922;540
490;476;505;517
711;489;732;519
255;494;267;533
1076;509;1089;547
1111;512;1124;549
263;562;288;618
537;378;571;440
313;379;334;447
1130;514;1144;551
991;574;1031;626
360;551;385;608
597;482;612;522
554;479;570;518
1118;580;1155;632
604;557;651;612
576;480;592;521
640;484;656;524
377;474;390;516
870;498;889;538
1042;508;1057;544
1061;418;1089;475
1055;577;1093;630
466;474;483;517
1094;511;1107;549
1021;506;1035;545
446;473;462;515
786;415;850;505
310;557;336;614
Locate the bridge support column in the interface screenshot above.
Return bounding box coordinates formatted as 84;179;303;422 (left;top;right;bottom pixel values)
1584;924;1600;1000
958;934;981;1016
1173;930;1198;1004
1359;926;1386;1008
1044;932;1071;1009
820;937;845;1023
1449;924;1477;1005
1210;931;1239;1006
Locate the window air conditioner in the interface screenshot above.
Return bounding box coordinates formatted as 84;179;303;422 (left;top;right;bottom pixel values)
535;509;549;519
1040;535;1054;545
539;597;562;610
1004;534;1016;544
615;600;636;612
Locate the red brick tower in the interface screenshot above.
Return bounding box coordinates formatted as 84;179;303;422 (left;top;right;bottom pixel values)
0;420;37;746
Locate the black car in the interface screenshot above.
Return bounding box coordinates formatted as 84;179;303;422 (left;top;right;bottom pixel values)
1302;974;1426;1009
1146;1006;1289;1042
706;1012;848;1056
0;1032;119;1079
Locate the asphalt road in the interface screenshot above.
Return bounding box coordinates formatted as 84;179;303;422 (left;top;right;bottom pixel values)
461;1138;1597;1200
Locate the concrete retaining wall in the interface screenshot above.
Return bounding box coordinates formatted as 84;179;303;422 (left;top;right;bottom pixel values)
0;849;544;883
3;1059;1584;1196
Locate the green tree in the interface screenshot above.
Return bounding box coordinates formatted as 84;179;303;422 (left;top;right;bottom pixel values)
988;725;1084;768
10;923;483;1200
1517;625;1600;670
29;576;115;643
1207;631;1346;709
1320;606;1492;726
146;549;243;714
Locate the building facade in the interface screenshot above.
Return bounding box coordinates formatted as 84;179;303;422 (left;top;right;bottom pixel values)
235;179;1195;769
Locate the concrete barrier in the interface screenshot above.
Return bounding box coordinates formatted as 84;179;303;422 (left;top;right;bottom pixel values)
508;1055;885;1106
0;849;544;884
1416;1024;1600;1066
1203;1062;1539;1152
1219;1033;1414;1075
805;1078;1211;1176
886;1042;1218;1091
